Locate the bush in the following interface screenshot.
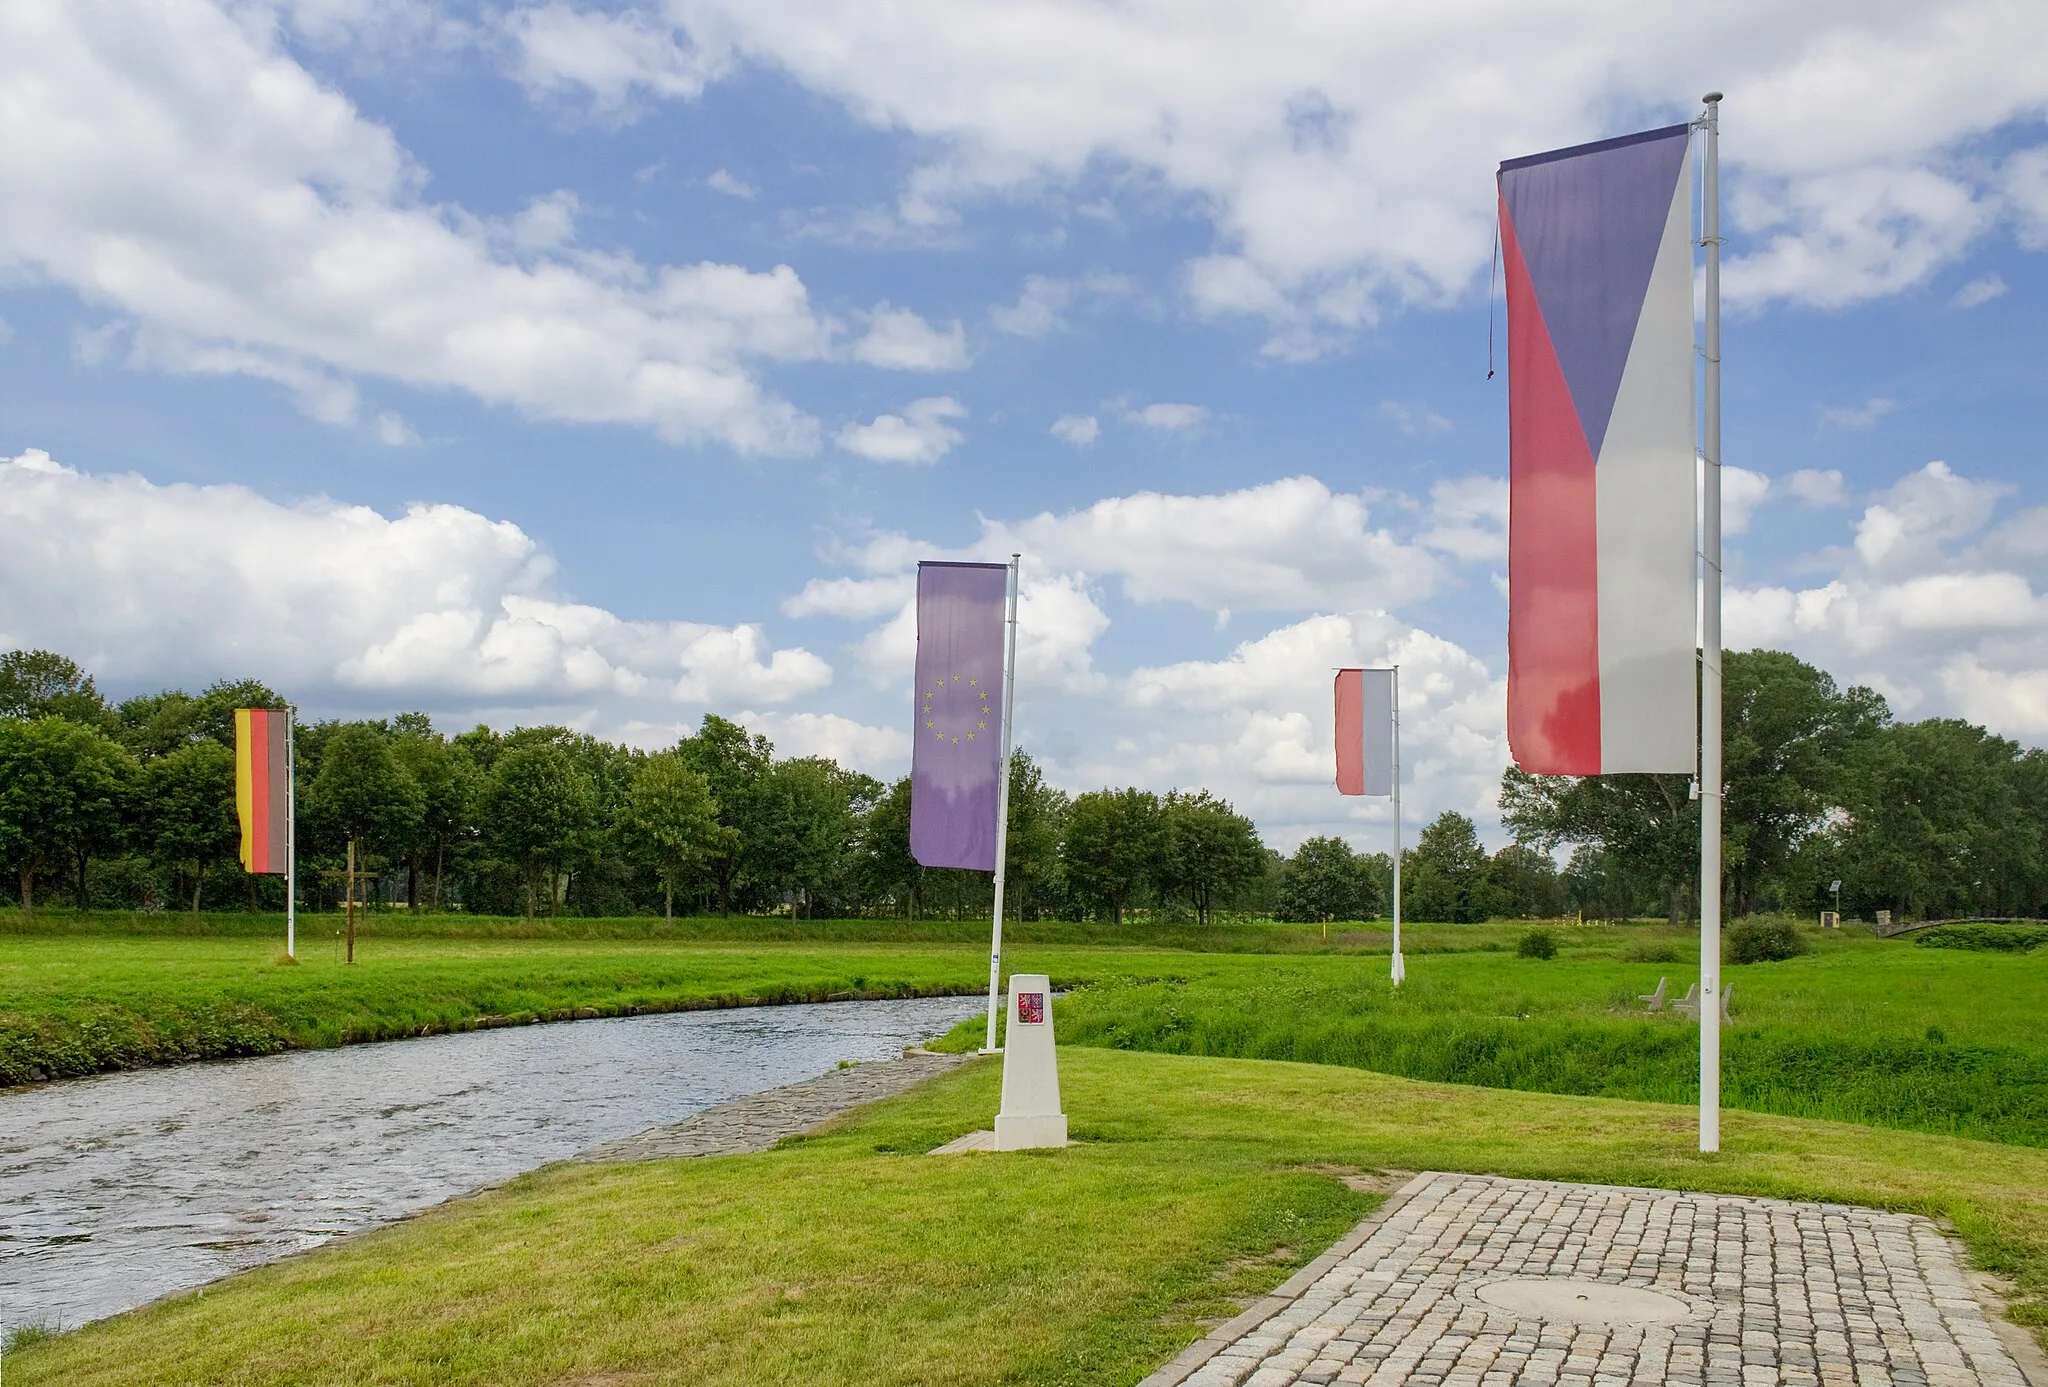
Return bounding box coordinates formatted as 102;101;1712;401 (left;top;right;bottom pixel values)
1727;917;1807;964
1516;928;1558;960
1914;923;2048;953
1619;940;1684;964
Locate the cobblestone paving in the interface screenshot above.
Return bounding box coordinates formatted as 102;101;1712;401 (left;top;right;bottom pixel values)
1152;1173;2032;1387
577;1050;969;1162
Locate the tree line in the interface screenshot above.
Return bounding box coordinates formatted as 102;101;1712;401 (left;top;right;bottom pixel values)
3;646;2040;925
0;649;1275;922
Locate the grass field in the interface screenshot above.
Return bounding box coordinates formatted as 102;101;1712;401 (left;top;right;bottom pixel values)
8;1048;2047;1385
4;914;2045;1145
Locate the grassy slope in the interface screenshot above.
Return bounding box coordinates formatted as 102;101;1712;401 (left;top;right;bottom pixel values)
10;1049;2048;1386
5;922;2045;1145
1029;933;2048;1144
0;935;994;1083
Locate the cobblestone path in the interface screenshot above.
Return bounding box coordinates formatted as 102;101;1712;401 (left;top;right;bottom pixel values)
577;1049;970;1162
1146;1173;2038;1387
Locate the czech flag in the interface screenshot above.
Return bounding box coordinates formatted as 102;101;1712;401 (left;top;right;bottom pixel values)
235;708;290;875
1499;124;1698;775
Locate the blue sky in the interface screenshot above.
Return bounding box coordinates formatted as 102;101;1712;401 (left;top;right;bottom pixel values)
1;0;2044;848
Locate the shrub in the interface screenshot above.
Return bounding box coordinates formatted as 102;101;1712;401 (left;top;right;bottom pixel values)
1914;923;2048;953
1516;928;1558;960
1619;941;1684;964
1727;917;1807;964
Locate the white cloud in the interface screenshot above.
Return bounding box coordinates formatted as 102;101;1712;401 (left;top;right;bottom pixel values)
706;168;758;198
375;412;418;446
1784;468;1848;507
1049;413;1100;446
509;1;2048;344
835;396;968;464
1726;460;2048;739
850;305;971;371
0;448;830;714
843;565;1109;698
1723;465;1771;536
1115;612;1509;850
2004;145;2048;250
1123;402;1210;433
780;574;914;621
507;2;728;114
733;710;908;774
1377;399;1453;437
0;0;831;453
833;474;1447;619
1820;397;1897;429
988;272;1134;337
1953;273;2008;307
1416;476;1508;563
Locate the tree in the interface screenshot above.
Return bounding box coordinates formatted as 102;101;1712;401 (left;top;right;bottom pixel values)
480;742;596;917
1159;790;1265;925
1501;769;1697;923
1825;719;2041;920
1486;843;1566;918
0;650;113;728
391;724;480;913
1002;752;1070;921
748;757;879;917
677;715;773;914
1402;811;1496;923
308;724;425;953
1722;650;1886;915
623;752;727;921
143;740;239;913
0;717;135;909
1274;836;1383;923
1062;787;1164;924
858;777;923;917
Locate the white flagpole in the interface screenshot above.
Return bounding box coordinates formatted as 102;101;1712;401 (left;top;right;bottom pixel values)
983;554;1022;1053
1698;91;1724;1154
1390;665;1405;985
286;706;297;961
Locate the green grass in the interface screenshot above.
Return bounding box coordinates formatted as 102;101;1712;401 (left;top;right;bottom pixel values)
1000;932;2048;1145
7;920;2046;1147
0;933;1004;1085
9;1048;2048;1385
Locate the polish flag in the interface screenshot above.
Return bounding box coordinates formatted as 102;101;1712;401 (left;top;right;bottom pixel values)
1498;125;1698;775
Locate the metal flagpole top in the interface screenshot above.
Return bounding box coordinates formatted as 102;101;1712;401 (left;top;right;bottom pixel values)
1702;90;1723;103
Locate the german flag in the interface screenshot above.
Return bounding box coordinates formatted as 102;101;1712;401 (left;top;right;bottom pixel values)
235;708;290;875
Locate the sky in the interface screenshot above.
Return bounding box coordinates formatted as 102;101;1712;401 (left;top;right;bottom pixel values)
1;0;2045;852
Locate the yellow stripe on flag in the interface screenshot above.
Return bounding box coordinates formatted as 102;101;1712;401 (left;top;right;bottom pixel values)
234;708;256;873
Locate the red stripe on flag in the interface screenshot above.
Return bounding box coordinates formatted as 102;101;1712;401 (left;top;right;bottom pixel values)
1502;193;1602;775
1334;669;1365;795
248;708;271;873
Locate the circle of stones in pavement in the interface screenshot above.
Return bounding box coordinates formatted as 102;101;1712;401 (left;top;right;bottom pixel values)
1466;1275;1709;1327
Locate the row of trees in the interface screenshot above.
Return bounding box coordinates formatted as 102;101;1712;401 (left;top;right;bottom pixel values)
5;646;2042;924
0;650;1273;921
1501;650;2048;922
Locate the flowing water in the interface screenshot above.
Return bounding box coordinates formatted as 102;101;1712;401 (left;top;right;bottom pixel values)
0;994;981;1334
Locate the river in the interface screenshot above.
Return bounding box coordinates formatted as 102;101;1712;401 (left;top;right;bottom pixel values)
0;993;981;1334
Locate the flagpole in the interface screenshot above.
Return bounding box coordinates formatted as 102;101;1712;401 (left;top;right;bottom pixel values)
983;553;1022;1053
1390;665;1405;985
286;706;297;961
1699;91;1724;1154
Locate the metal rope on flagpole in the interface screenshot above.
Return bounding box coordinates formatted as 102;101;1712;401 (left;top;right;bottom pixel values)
286;706;297;961
1699;91;1724;1154
1390;666;1405;985
983;553;1022;1053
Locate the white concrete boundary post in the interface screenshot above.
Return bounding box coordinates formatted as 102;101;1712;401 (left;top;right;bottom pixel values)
994;973;1066;1149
